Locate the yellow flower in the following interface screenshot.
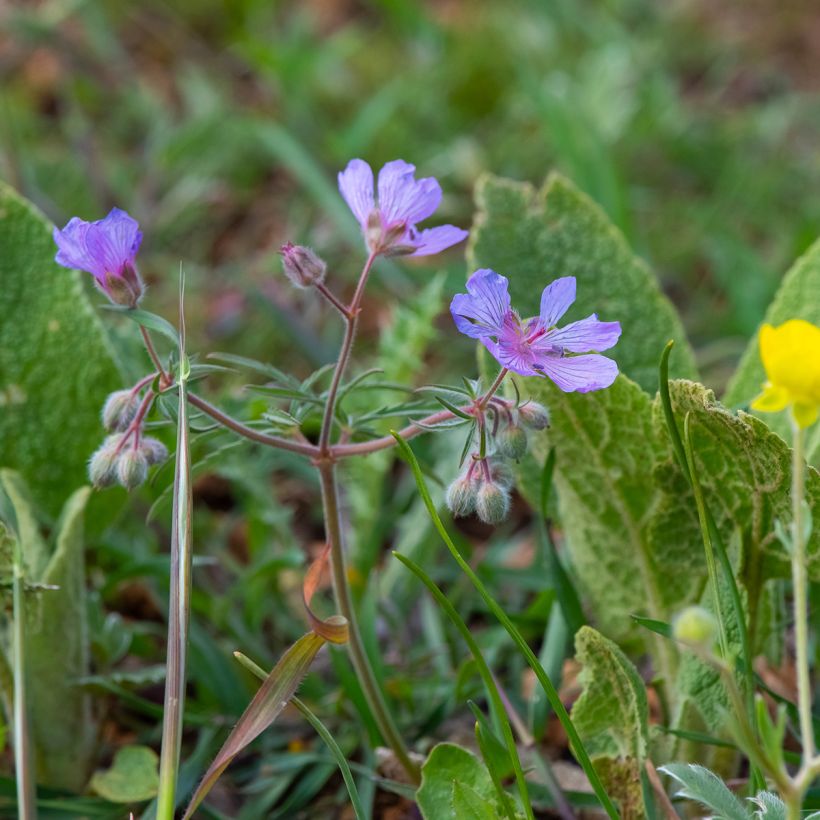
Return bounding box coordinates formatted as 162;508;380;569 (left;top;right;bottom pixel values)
751;319;820;429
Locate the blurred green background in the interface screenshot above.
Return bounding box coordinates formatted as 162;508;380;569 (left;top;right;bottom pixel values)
4;0;820;388
3;1;820;815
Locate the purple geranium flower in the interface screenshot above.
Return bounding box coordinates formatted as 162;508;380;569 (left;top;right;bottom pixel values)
53;208;144;308
338;159;468;257
451;269;621;392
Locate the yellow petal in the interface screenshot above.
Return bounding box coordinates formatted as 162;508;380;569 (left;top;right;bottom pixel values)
792;401;819;430
759;320;820;402
751;383;790;413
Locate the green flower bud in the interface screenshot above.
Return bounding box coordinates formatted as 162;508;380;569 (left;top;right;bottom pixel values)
140;437;168;466
116;448;148;491
88;434;124;488
102;390;139;432
495;424;528;459
518;402;550;431
446;475;478;518
488;458;514;490
476;482;511;525
673;606;717;648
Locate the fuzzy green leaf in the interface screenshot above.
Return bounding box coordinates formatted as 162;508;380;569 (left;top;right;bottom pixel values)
90;745;159;804
468;172;697;393
572;626;648;819
0;473;95;792
417;743;501;820
0;182;122;516
660;763;750;819
724;236;820;460
524;374;703;652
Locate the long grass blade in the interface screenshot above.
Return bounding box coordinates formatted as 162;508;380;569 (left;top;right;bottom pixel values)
234;652;367;820
182;632;326;819
390;433;619;819
156;272;193;820
393;551;534;820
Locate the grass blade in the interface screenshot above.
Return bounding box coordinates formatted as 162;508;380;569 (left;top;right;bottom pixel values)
391;432;619;819
182;632;327;819
234;652;368;820
156;274;193;820
393;551;534;820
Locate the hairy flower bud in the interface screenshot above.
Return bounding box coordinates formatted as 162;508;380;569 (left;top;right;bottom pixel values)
140;437;168;466
673;606;717;649
280;243;327;289
518;402;550;431
102;390;139;432
88;435;124;488
117;447;148;491
446;474;478;518
488;458;514;491
476;482;511;525
495;424;528;460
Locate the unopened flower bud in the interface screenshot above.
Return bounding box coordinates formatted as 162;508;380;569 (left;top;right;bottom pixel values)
488;458;515;490
476;482;511;525
117;448;148;491
140;437;168;465
446;474;478;518
88;434;124;488
518;402;550;431
495;424;528;459
102;390;140;432
673;606;717;649
280;243;327;288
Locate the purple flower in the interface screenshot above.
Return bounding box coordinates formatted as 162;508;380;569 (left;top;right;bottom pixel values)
451;269;621;392
53;208;144;307
338;159;468;257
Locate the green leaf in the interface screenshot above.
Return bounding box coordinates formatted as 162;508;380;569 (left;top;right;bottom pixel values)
751;791;786;818
417;743;500;820
724;236;820;460
90;746;159;804
102;306;179;346
523;374;702;658
658;380;820;586
0;182;122;516
572;626;649;820
660;763;750;819
0;475;96;792
182;631;327;819
468;172;697;393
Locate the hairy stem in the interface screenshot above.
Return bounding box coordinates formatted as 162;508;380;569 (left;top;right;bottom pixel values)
187;393;319;457
318;251;377;455
141;325;167;378
792;421;814;787
317;462;420;783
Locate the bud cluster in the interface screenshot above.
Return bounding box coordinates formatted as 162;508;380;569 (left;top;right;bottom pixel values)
89;384;167;491
445;398;549;527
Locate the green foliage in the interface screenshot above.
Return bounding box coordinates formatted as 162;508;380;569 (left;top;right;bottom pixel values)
0;471;94;792
0;182;121;517
417;743;503;820
90;746;160;804
725;236;820;460
571;626;649;819
524;374;703;651
660;763;749;819
469;172;697;393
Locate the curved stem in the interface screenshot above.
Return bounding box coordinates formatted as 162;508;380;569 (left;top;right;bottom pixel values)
318;252;377;455
318;462;420;783
187;393;319;457
477;368;509;411
315;282;350;320
141;325;167;378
